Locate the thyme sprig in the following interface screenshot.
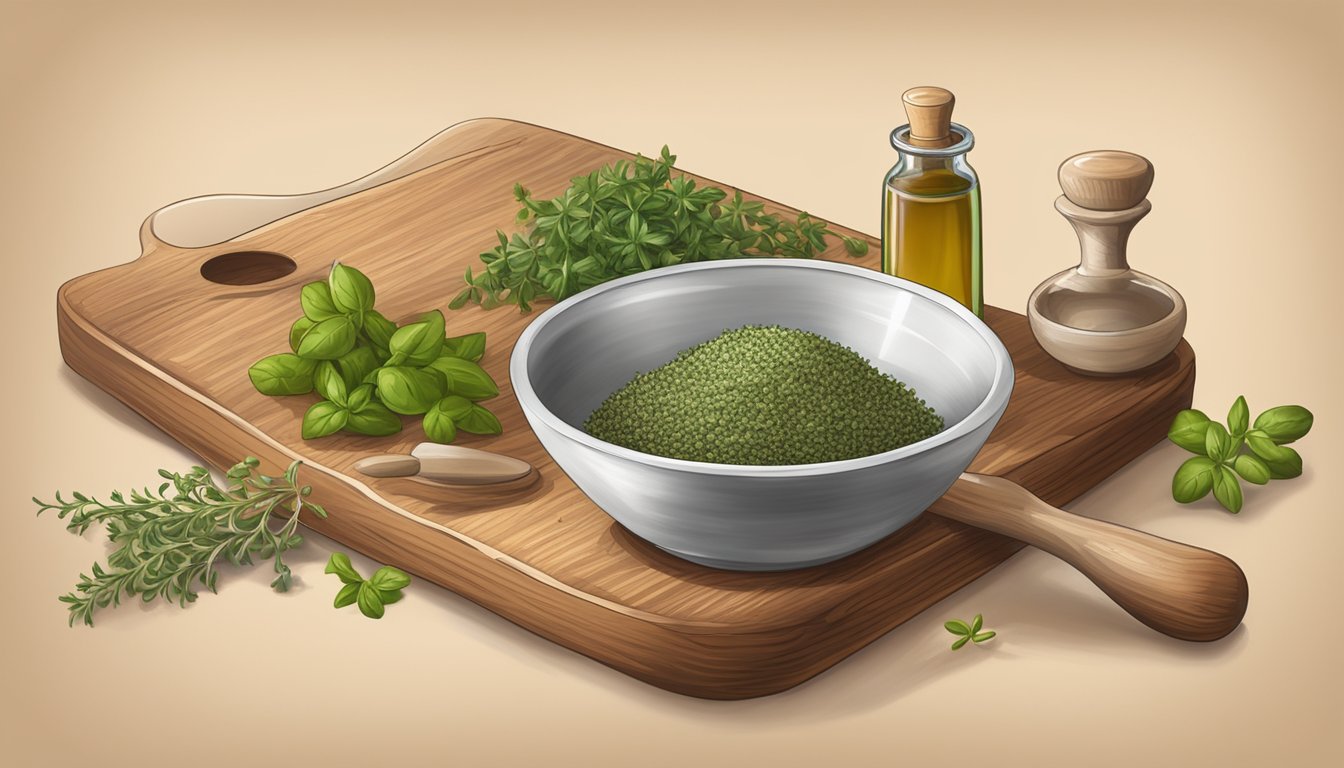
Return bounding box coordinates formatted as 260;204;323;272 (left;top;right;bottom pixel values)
35;457;326;627
451;146;869;313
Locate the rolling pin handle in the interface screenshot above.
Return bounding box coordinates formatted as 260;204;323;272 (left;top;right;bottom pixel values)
938;473;1249;642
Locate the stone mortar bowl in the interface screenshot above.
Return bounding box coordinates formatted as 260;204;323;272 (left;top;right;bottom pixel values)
510;259;1014;571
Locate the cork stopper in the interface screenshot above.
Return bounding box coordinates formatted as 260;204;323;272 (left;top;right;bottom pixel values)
902;86;956;149
1058;150;1154;211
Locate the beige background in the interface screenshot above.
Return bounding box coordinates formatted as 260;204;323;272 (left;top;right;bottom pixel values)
3;0;1341;765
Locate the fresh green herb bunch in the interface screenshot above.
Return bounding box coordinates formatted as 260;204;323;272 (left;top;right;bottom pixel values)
450;146;870;312
325;552;411;620
34;458;326;627
584;325;943;465
1168;396;1313;513
249;262;502;444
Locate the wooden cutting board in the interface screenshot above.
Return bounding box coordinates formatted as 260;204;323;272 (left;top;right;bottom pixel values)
56;118;1195;699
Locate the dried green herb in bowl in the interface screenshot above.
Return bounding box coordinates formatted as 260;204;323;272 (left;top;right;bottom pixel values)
584;325;943;465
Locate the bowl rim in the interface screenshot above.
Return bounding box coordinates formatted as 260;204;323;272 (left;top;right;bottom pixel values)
509;259;1015;478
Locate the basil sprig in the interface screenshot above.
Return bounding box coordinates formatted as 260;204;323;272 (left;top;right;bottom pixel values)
1168;396;1313;513
248;263;502;444
325;552;411;620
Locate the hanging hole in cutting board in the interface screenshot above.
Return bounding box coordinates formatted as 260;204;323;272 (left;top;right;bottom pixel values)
200;251;297;285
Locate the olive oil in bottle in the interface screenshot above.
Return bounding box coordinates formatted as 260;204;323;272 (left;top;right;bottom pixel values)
881;87;983;317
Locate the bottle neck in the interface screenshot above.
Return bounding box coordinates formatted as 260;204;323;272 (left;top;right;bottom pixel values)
904;154;954;172
888;151;977;196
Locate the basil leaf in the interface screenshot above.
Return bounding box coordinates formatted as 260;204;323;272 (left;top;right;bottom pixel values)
347;383;374;413
300;281;341;321
951;635;970;650
443;332;487;362
1167;409;1212;454
329;263;376;315
1253;405;1313;445
422;401;459;444
296;315;357;360
388;311;446;367
1211;466;1243;513
367;566;411;592
971;631;996;643
356;582;385;619
426;356;499;401
301;400;349;439
314;361;348;406
362;309;397;357
1204;422;1233;463
970;614;983;634
1172;456;1217;503
346;402;403;436
1232;454;1271;485
1262;445;1303;479
944;620;970;635
377;588;404;605
289;317;315;353
248;353;316;396
435;395;474;420
375;366;445;415
335;346;381;390
1227;395;1249;437
457;404;503;435
333;583;360;609
1247;430;1294;463
324;552;362;584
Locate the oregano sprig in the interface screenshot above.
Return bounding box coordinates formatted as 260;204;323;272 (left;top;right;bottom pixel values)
451;146;870;313
1168;396;1313;513
945;614;997;650
34;458;326;627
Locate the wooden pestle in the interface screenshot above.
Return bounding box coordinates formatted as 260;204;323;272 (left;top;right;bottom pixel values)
937;473;1248;642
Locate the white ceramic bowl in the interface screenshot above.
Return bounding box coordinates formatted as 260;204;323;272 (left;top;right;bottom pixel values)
510;260;1014;570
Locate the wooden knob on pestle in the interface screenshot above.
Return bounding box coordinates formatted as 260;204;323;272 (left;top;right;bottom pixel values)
902;86;956;149
1058;150;1154;211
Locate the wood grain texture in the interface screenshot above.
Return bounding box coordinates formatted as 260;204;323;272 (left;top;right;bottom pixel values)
56;118;1198;699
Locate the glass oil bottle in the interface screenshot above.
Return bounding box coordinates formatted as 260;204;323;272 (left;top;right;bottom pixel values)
882;87;982;317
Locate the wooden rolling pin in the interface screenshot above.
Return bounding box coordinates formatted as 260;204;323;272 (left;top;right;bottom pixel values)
938;473;1248;642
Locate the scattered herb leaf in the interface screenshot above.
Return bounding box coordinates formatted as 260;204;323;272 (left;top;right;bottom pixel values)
945;614;997;650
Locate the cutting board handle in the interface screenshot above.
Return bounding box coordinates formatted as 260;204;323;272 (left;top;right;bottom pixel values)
139;119;512;252
939;473;1248;642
